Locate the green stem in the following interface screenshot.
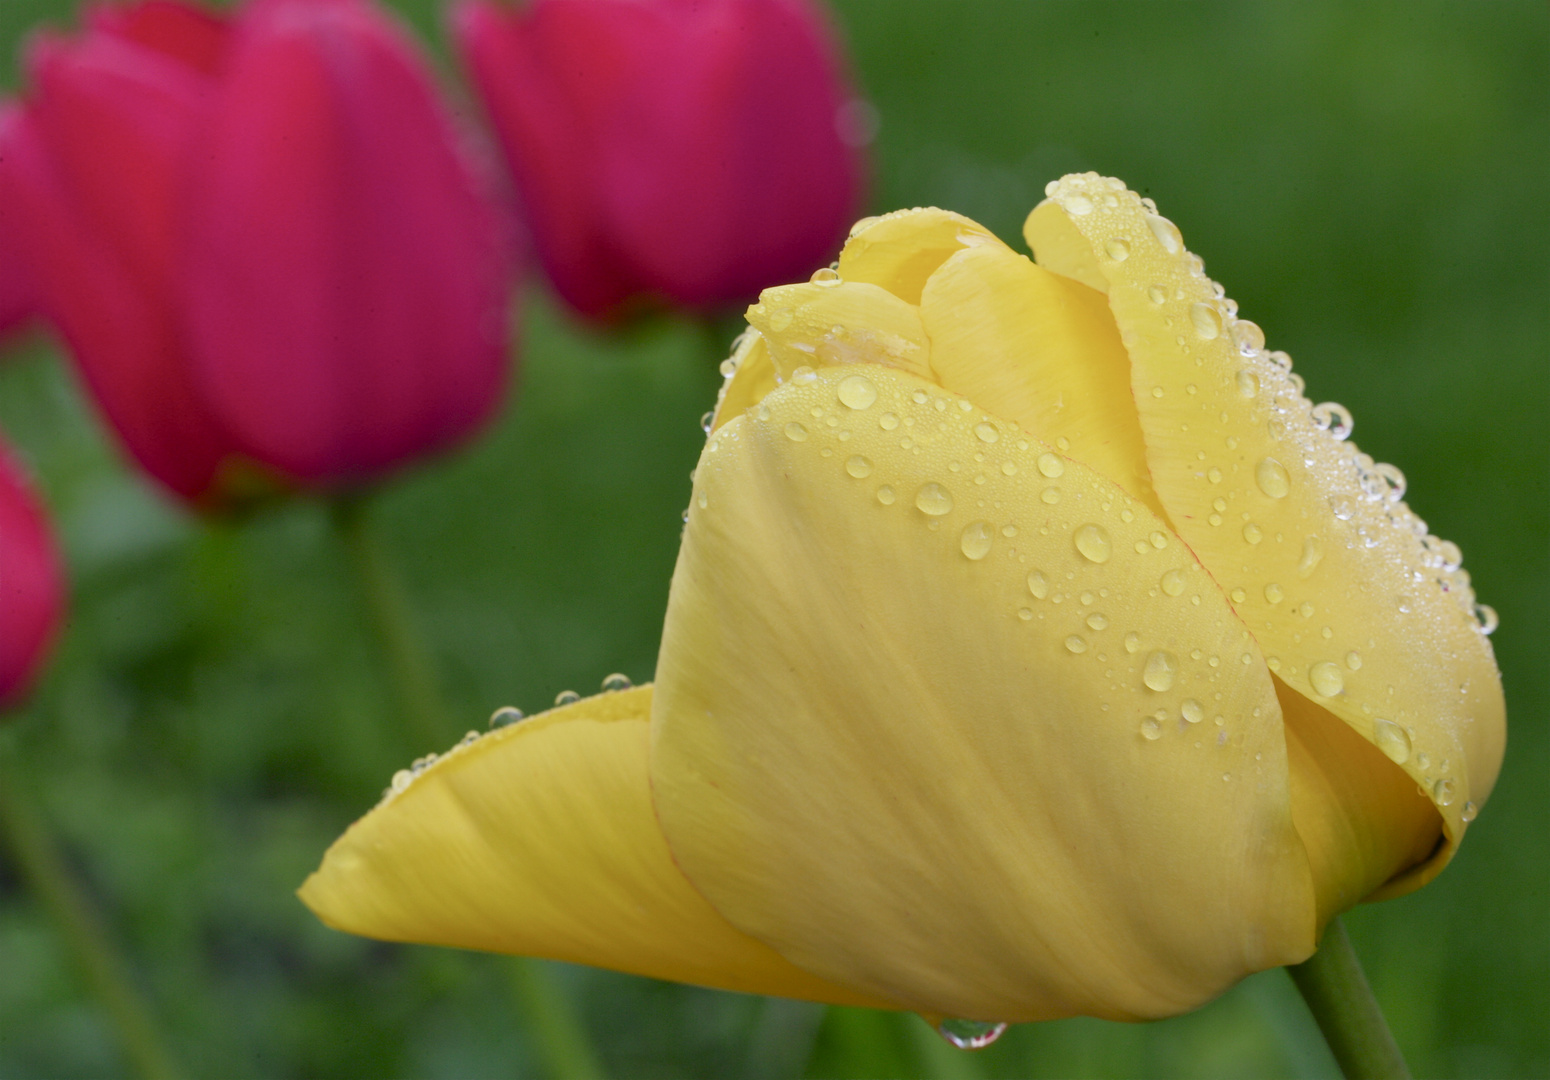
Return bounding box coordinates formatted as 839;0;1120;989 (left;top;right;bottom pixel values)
329;494;605;1080
1287;917;1410;1080
0;741;182;1080
332;494;449;754
507;957;607;1080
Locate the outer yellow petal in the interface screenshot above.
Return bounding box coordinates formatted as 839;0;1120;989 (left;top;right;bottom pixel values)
1025;175;1505;892
746;280;933;385
837;207;997;304
298;686;897;1008
653;365;1316;1023
916;241;1163;515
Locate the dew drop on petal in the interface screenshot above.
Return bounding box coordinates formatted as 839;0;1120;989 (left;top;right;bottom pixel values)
1433;778;1456;807
1255;457;1290;499
785;422;809;442
489;706;524;729
1086;612;1109;631
1461;801;1478;823
1372;719;1411;764
846;455;872;478
1190;302;1222;340
1264;582;1284;604
1104;237;1131;262
916;483;954;516
879;412;899;431
601;673;632;692
1140;717;1163;740
837;374;878;410
876;485;896;506
1309;662;1345;698
974;422;999;444
1027;570;1049;599
1124;631;1141;654
960;521;993;560
1243;523;1263;544
1182;699;1205;724
555;690;581;706
1074;524;1112;563
1147;213;1182;253
1065;635;1088;654
1160;569;1186;597
1143;650;1179;691
1037;452;1064;478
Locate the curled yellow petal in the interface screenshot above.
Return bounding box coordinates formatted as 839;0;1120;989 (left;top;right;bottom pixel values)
710;329;777;434
746;280;933;385
655;365;1315;1023
299;686;897;1008
916;240;1162;515
837;207;997;304
1025;174;1505;890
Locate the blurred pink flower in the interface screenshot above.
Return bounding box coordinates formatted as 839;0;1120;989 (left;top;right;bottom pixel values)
456;0;868;322
0;0;515;508
0;437;63;710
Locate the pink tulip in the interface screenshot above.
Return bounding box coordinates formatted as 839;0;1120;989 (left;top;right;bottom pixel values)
456;0;868;322
0;437;63;710
0;0;515;507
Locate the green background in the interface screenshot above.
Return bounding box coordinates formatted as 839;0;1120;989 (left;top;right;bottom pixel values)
1;1;1545;1076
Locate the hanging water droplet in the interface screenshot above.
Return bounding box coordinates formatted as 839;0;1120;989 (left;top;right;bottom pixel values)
1065;635;1088;654
1311;402;1353;440
1074;524;1112;563
1372;719;1412;764
1140;717;1163;740
1474;603;1499;635
1461;800;1478;823
784;422;809;442
719;358;738;378
837;374;878;410
974;422;999;444
1146;213;1182;253
1036;453;1064;478
1433;777;1456;807
1182;698;1204;724
1373;462;1406;501
846;455;872;478
700;411;714;433
937;1019;1007;1051
555;690;581;706
1160;569;1186;597
601;673;633;692
489;706;524;729
1143;650;1179;691
916;483;954;516
1297;536;1325;579
1104;237;1131;262
1255;457;1290;498
1231;319;1266;354
876;485;896;506
960;521;993;560
1309;662;1345;698
1190;302;1222;340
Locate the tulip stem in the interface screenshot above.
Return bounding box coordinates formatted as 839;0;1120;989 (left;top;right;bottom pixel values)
1287;918;1411;1080
0;736;182;1080
329;494;606;1080
332;493;450;754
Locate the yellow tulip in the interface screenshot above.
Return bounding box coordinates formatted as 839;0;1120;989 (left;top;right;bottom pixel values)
300;174;1505;1028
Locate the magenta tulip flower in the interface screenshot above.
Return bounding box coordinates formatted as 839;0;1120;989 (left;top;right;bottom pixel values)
0;0;515;507
0;437;63;710
455;0;868;322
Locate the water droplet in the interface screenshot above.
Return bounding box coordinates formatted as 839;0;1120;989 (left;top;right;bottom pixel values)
1373;462;1406;501
1243;523;1263;544
1160;569;1186;597
846;455;872;479
1190;302;1222;340
489;706;524;729
809;267;841;284
1182;699;1205;724
974;422;999;444
1147;285;1168;305
960;521;993;560
937;1019;1007;1051
913;483;954;516
1086;612;1109;631
1061;191;1095;215
768;307;794;331
1065;635;1088;654
1329;494;1354;521
784;422;809;442
1461;800;1478;823
1372;719;1411;763
1104;237;1131;261
1433;777;1455;807
1074;524;1112;563
1298;536;1325;578
1255;457;1290;498
719;358;738;378
1309;662;1345;698
1146;213;1182;254
601;673;632;692
699;411;714;433
1149;531;1168;550
1040;486;1061;504
791;366;818;385
1231;319;1266;354
1140;717;1163;740
879;412;899;431
1263;583;1284;604
837;374;878;410
555;690;581;706
1017;607;1034;621
1124;631;1141;654
1311;402;1353;440
1143;650;1179;691
1037;452;1064;478
1345;651;1362;671
1230;587;1247;603
391;769;413;792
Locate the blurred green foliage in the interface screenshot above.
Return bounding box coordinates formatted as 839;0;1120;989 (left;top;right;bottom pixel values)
1;1;1546;1077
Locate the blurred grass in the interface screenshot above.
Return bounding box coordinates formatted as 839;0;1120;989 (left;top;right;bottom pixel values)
1;1;1546;1077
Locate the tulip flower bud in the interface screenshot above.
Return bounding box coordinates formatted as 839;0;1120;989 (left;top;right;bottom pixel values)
0;0;515;507
455;0;867;321
0;437;63;711
301;178;1504;1030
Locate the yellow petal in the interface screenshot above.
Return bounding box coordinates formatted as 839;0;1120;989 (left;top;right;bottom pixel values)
710;330;777;434
837;207;997;304
299;686;897;1008
654;365;1315;1023
1025;175;1505;889
916;240;1163;515
746;280;933;384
